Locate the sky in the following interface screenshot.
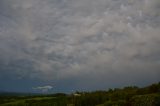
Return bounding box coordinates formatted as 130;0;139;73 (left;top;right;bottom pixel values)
0;0;160;93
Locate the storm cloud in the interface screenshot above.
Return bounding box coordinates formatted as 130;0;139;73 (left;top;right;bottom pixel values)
0;0;160;91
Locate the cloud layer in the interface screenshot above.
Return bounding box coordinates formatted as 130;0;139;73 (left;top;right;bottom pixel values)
0;0;160;91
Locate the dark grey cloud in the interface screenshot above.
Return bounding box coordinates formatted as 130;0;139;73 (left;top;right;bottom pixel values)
0;0;160;90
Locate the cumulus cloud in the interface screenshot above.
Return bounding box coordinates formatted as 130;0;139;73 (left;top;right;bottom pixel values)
0;0;160;90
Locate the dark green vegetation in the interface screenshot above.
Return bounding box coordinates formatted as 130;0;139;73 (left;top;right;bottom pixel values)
0;82;160;106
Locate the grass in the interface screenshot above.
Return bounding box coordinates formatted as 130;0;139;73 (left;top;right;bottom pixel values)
0;96;56;106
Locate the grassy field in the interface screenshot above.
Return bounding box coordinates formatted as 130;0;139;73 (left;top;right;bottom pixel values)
0;96;56;106
0;95;67;106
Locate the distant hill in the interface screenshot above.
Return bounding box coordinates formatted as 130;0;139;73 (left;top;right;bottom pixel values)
0;91;40;96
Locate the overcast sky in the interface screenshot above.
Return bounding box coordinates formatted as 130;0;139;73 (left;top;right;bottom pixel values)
0;0;160;93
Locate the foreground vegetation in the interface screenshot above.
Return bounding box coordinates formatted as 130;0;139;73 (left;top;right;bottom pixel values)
0;82;160;106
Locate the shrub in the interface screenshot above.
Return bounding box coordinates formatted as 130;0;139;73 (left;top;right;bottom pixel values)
129;94;160;106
